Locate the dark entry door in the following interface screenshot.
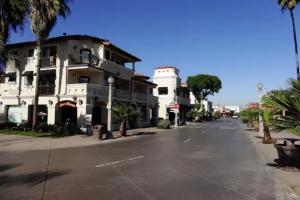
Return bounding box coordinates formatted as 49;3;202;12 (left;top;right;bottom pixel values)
61;106;77;125
92;106;101;125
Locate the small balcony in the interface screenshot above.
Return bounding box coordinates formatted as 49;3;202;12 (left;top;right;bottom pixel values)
40;56;56;68
39;85;55;96
133;93;158;105
115;89;130;100
67;83;108;97
68;54;100;67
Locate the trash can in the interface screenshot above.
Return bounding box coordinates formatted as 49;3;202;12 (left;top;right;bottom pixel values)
273;138;300;166
92;124;105;140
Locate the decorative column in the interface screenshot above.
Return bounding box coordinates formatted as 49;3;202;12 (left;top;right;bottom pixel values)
257;82;264;138
107;76;114;133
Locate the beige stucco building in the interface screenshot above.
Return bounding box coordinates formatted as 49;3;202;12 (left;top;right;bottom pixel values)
152;66;191;121
0;35;158;130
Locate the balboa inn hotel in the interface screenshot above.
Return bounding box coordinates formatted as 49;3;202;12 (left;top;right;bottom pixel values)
0;35;159;130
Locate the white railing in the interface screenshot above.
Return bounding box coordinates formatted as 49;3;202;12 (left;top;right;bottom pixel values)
66;83;158;105
67;83;108;96
2;83;19;96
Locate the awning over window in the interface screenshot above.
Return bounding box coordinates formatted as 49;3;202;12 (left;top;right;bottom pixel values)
5;72;16;78
22;71;33;76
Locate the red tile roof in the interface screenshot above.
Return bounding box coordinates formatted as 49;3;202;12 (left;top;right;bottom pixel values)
155;66;178;70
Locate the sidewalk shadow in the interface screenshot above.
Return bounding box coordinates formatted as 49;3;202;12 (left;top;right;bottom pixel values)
0;169;70;187
266;161;300;172
113;131;157;139
243;128;258;132
0;163;21;173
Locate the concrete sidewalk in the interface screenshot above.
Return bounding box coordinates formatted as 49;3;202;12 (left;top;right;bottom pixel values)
0;126;172;152
243;125;300;200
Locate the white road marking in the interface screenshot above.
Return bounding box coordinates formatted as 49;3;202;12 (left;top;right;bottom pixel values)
95;156;144;168
183;139;191;143
128;156;144;160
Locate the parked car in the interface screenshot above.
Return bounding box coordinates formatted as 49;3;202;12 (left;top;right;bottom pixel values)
232;115;238;119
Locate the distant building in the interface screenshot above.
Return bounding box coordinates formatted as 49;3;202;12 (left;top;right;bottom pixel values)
152;66;191;121
248;102;259;109
213;105;240;113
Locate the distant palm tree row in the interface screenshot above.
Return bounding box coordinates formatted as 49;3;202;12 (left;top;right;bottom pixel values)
0;0;72;130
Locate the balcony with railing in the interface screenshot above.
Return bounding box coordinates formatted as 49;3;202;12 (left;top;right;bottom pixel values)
115;89;130;100
1;83;19;96
68;54;100;67
67;83;108;97
40;56;57;68
133;92;158;105
39;84;55;96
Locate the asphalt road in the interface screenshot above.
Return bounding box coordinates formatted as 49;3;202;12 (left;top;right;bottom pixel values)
0;119;280;200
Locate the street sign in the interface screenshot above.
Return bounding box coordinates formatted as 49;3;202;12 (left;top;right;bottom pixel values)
173;104;180;109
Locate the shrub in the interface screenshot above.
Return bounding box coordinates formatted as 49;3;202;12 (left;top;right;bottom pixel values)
213;111;222;119
157;119;171;129
35;122;49;132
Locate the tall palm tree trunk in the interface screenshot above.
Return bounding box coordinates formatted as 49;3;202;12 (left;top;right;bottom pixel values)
290;10;300;80
32;39;42;130
263;126;272;144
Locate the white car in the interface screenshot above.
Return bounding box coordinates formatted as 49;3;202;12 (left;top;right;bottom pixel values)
232;115;238;119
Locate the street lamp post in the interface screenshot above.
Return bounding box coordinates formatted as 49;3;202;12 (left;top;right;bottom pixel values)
257;82;264;138
174;95;178;127
107;76;114;133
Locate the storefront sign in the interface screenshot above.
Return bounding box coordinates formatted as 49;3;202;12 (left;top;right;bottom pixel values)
8;106;28;124
85;114;92;126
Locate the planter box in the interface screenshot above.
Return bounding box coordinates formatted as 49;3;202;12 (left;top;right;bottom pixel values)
273;138;300;166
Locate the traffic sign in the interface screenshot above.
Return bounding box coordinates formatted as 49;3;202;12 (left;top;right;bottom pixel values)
173;104;180;109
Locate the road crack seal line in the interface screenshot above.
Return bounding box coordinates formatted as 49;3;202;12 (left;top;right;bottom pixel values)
109;157;154;200
183;139;191;143
95;156;144;168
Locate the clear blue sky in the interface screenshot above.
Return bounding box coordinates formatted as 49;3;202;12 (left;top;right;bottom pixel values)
8;0;300;106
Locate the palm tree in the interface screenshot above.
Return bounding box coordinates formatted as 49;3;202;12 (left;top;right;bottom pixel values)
0;0;28;71
260;109;273;144
262;79;300;131
239;108;260;129
28;0;71;130
113;104;139;136
278;0;300;80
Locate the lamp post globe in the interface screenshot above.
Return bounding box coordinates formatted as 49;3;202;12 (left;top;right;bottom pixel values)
108;76;114;84
257;82;263;92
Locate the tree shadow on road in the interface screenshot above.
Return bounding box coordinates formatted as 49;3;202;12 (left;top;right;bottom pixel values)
0;169;69;187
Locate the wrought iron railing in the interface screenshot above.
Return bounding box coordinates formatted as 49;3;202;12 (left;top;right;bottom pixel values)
40;56;56;68
68;54;100;66
39;84;55;96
